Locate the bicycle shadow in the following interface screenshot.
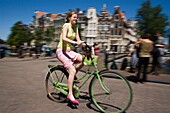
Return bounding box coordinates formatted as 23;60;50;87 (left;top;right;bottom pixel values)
46;92;126;112
66;102;78;109
46;93;79;109
126;75;137;83
79;91;126;113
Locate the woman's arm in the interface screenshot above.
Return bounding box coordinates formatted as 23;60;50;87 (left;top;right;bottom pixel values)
134;40;142;46
75;29;82;46
155;44;165;48
128;49;135;56
150;41;154;52
62;26;78;45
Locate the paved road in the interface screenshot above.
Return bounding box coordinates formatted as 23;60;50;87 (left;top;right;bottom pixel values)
0;57;170;113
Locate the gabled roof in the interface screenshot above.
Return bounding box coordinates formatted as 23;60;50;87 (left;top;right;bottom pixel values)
51;14;58;19
37;12;47;17
119;11;126;22
36;11;58;19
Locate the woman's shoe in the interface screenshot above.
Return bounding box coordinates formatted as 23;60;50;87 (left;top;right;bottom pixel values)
67;95;79;104
77;80;82;83
74;80;82;83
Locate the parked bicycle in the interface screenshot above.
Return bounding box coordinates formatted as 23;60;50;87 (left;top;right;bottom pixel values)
45;42;133;113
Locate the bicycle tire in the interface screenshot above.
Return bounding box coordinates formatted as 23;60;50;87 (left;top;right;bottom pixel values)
89;71;132;113
45;65;69;102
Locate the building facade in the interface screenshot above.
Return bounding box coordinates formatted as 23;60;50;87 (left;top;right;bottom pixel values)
85;7;98;44
30;9;87;49
29;5;138;52
97;4;112;49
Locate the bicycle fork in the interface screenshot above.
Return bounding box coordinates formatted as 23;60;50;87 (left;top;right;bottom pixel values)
96;71;110;94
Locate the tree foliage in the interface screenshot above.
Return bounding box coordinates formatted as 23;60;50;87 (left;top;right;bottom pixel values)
44;26;55;42
136;0;169;40
0;39;6;44
7;21;33;47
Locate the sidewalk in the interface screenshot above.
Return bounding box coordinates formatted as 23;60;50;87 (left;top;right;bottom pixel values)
0;56;56;62
1;56;170;84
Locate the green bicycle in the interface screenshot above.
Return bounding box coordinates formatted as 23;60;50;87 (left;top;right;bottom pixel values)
45;43;133;113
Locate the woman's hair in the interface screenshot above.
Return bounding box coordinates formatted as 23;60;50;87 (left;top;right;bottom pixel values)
65;11;77;23
143;33;151;39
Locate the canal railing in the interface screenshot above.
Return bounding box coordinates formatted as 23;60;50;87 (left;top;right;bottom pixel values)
104;51;129;70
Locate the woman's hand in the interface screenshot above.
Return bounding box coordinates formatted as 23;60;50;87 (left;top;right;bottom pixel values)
77;40;82;46
128;53;131;56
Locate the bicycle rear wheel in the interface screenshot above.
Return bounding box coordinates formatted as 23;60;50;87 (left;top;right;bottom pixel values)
45;65;69;102
89;71;132;113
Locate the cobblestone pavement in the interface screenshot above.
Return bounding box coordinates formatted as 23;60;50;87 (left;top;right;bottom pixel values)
0;57;170;113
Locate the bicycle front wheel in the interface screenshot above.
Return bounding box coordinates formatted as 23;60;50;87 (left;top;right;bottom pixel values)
89;71;132;113
45;65;69;102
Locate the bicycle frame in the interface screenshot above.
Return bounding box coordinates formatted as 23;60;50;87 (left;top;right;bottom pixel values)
48;45;110;96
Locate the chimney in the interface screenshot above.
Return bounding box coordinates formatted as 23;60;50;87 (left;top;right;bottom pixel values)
114;6;120;11
77;8;80;13
114;6;120;14
69;9;73;12
102;4;107;11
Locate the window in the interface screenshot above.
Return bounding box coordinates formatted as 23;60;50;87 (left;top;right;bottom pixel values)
119;22;122;27
115;23;118;28
104;24;109;30
81;24;85;28
102;14;105;19
105;32;107;39
111;22;114;28
119;29;122;35
99;32;102;38
90;11;93;15
115;15;119;20
90;17;93;21
111;30;114;35
99;24;103;30
115;29;118;35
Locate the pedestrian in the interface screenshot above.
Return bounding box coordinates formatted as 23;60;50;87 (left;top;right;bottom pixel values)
150;31;166;75
18;46;23;58
41;44;46;56
56;11;88;104
128;38;142;73
93;42;99;56
135;33;153;84
128;45;139;73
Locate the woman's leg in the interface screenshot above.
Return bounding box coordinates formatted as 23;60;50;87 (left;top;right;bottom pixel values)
142;57;149;82
76;55;84;73
136;57;142;83
68;65;77;100
74;55;84;81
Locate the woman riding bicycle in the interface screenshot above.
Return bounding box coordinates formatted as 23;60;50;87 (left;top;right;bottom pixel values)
56;11;86;104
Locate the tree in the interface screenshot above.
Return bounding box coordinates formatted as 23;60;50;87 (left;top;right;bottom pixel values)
167;26;170;48
44;26;55;42
136;0;169;40
7;21;33;47
0;39;5;44
32;28;44;43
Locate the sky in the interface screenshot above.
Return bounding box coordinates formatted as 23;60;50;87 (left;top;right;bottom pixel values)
0;0;170;41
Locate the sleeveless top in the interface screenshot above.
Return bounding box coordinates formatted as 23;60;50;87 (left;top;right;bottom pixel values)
57;23;78;50
139;41;152;57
